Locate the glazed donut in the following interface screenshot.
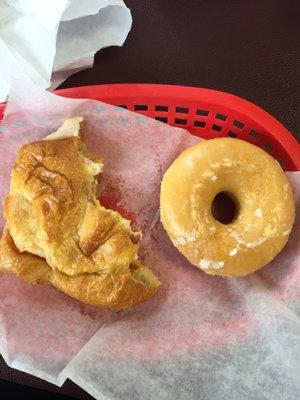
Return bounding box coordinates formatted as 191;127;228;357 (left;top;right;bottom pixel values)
160;138;295;277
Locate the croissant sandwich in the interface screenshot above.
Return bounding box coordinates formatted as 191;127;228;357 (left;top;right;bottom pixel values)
0;117;160;309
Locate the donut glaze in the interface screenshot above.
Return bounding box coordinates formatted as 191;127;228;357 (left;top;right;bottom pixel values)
160;138;295;277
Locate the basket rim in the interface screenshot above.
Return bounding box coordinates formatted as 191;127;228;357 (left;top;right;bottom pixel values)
1;83;299;170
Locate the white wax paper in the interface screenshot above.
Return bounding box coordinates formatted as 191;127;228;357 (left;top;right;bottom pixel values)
0;83;299;400
0;0;132;101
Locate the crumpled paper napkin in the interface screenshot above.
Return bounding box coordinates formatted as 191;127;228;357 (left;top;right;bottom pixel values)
0;0;132;102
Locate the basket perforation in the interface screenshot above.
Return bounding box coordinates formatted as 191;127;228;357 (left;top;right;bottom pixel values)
1;84;299;171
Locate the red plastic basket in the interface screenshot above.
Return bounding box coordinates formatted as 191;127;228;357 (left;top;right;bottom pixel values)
0;84;299;171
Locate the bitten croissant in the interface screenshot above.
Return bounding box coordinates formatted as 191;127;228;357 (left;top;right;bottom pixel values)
0;117;159;309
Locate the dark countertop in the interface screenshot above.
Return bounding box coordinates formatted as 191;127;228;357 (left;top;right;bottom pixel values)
1;1;299;400
60;0;300;140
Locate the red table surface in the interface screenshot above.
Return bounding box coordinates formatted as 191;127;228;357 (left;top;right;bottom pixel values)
1;1;299;399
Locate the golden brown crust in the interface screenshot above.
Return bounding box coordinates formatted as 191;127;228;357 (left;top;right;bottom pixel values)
1;117;159;308
50;263;158;310
0;228;51;284
0;228;158;309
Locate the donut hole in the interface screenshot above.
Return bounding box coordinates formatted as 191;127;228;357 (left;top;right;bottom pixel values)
211;192;239;224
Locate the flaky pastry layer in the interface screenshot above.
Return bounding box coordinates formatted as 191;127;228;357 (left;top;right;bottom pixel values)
0;117;159;309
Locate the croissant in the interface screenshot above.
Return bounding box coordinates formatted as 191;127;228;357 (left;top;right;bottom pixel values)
0;117;159;309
